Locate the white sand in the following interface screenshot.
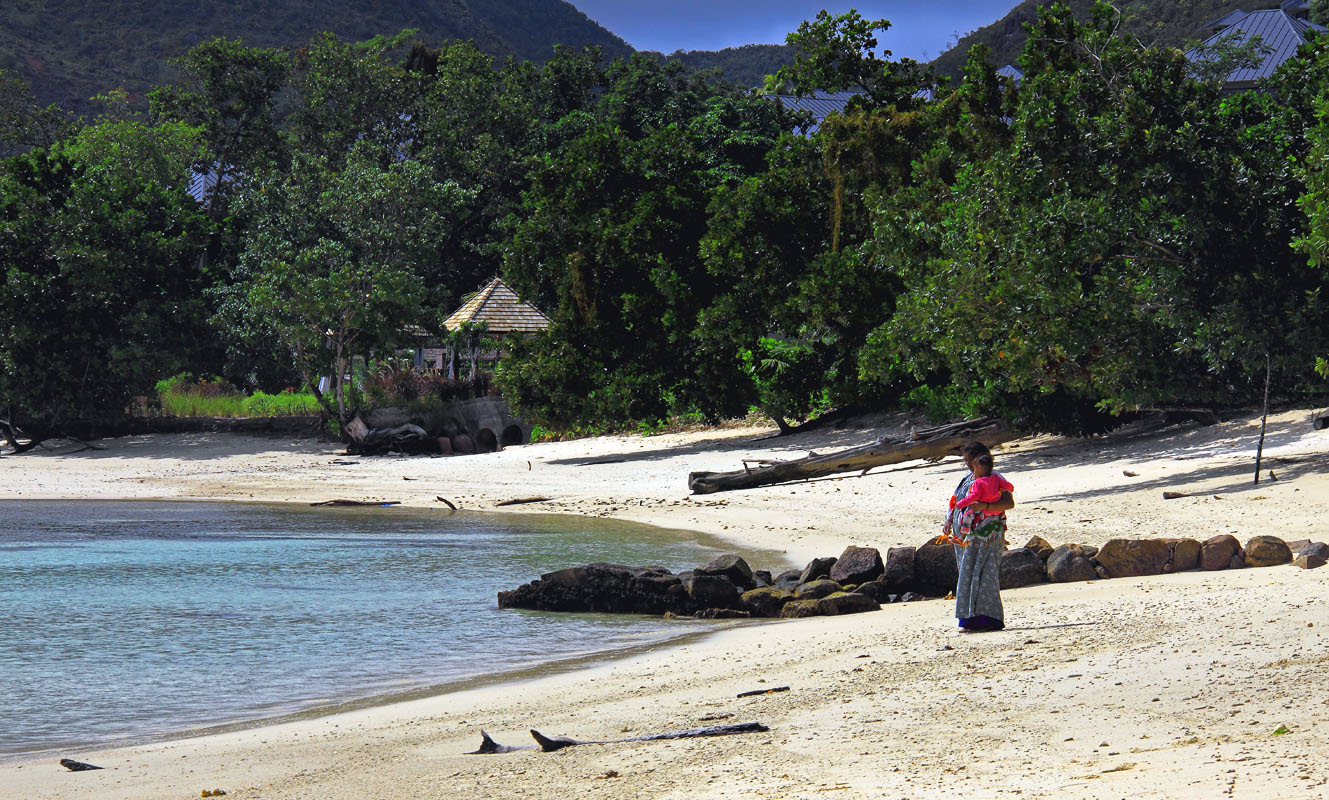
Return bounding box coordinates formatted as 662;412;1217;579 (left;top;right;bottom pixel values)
2;408;1327;799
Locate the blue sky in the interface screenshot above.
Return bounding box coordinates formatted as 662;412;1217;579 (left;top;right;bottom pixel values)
568;2;1024;61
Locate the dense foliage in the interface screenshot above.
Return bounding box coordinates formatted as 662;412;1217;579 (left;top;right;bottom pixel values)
3;1;1329;442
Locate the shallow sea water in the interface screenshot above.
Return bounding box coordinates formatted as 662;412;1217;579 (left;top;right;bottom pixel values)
0;500;776;759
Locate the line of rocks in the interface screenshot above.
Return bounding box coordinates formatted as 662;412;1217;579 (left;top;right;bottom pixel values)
496;536;1326;620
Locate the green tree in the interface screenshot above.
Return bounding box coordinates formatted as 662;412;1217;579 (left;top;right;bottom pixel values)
875;2;1329;430
149;38;289;211
499;56;792;428
0;68;75;158
1312;0;1329;27
64;89;208;188
227;143;472;426
0;146;210;439
770;10;937;111
287;31;419;167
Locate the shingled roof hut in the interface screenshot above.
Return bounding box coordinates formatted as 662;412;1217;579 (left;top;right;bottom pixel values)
442;277;551;334
423;278;550;378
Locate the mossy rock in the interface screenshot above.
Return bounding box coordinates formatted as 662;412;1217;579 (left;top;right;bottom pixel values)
740;586;794;618
778;599;823;619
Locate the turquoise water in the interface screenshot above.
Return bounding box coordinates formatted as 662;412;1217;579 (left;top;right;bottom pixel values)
0;500;775;760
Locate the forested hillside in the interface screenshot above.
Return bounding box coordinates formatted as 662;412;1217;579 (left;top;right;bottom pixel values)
931;0;1284;77
0;0;632;114
655;44;795;89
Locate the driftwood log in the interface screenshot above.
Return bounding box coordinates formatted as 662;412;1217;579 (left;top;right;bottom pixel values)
346;416;438;456
688;418;1014;495
470;722;769;754
0;418;45;454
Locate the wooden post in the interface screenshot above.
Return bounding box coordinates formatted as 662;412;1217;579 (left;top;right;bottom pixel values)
1254;352;1271;486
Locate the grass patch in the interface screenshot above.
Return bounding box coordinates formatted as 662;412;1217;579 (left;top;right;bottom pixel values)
156;375;322;418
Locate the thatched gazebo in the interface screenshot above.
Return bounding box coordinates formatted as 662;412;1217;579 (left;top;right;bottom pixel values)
422;277;550;377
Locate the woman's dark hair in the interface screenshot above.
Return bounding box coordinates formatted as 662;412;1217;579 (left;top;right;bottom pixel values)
961;441;991;460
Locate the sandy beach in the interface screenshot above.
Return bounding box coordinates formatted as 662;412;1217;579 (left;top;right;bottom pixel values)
2;408;1328;799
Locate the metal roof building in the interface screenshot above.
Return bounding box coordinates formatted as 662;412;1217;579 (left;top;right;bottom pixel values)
1186;8;1325;89
442;277;551;335
769;90;863;131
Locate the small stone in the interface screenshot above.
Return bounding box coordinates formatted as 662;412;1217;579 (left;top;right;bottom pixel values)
59;759;102;772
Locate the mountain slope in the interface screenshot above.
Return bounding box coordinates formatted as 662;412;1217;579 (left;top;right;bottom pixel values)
929;0;1285;78
0;0;632;114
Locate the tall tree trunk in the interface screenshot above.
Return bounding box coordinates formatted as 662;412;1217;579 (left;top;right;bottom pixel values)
334;349;347;427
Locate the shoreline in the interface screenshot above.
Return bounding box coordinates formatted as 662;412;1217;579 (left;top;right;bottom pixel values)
0;607;759;768
0;498;788;767
3;409;1329;798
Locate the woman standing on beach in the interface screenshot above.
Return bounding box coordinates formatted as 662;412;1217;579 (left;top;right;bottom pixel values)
942;441;1014;632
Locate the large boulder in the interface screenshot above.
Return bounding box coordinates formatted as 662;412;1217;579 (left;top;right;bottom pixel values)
913;541;959;596
1201;535;1242;571
498;563;684;614
685;574;742;608
829;546;885;585
1046;545;1097;583
779;599;823;618
1294;553;1327;570
1095;538;1173;578
1285;540;1329;561
882;546;916;594
853;580;891;603
696;554;756;590
1299;542;1329;561
1245;536;1292;568
773;569;803;588
1170;539;1202;572
794;579;844;600
1000;547;1047;590
799;557;838;584
817;592;880;616
740;586;794;618
1024;536;1055;561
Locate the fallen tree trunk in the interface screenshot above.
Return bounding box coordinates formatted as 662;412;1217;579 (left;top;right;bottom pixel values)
0;418;48;454
346;416;439;456
687;417;1015;495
